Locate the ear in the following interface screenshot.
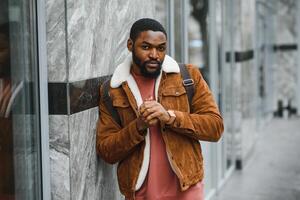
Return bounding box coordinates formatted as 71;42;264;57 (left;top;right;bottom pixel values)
127;38;133;52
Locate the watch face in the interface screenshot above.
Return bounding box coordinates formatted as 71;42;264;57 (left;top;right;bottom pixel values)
168;110;176;117
166;110;176;125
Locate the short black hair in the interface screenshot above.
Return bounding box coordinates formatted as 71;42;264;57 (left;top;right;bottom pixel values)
130;18;167;42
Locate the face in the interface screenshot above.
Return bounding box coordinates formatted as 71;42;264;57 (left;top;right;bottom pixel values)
128;30;167;78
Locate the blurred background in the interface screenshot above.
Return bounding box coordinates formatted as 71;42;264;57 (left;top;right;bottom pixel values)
0;0;299;199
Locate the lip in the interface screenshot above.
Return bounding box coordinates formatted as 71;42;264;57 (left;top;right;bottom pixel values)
145;61;160;68
146;63;159;68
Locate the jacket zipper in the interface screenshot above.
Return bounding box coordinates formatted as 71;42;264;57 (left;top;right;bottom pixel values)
131;141;146;200
162;133;186;189
166;147;186;188
159;86;185;188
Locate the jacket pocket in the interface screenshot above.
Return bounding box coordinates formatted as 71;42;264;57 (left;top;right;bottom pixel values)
112;97;135;126
161;86;189;111
113;97;130;108
162;86;186;97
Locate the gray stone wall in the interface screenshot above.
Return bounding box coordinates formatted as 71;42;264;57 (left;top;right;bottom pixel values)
46;0;157;199
46;0;67;82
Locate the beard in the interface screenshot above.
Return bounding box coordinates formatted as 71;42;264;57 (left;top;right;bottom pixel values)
132;49;162;79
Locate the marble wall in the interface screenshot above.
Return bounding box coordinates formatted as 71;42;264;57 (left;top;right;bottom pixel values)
67;0;155;81
46;0;158;199
49;115;70;200
46;0;67;82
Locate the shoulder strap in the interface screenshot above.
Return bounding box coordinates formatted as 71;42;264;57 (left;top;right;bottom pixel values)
178;63;195;110
102;78;122;126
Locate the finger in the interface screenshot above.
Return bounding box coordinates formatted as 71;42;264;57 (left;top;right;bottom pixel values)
139;115;146;122
145;106;156;114
141;108;153;118
147;104;165;114
140;101;157;113
142;103;159;115
143;105;161;116
139;103;147;115
146;111;162;122
144;102;166;113
143;100;157;108
148;118;159;126
145;96;154;101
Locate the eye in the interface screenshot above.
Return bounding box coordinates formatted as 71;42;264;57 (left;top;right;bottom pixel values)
141;45;150;50
158;46;166;52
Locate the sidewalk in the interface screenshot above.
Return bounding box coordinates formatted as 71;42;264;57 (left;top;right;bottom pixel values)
214;118;300;200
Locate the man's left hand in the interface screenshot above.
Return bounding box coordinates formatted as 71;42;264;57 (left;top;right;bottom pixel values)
139;100;170;124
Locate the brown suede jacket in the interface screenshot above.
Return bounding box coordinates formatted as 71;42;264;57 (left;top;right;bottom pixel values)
96;55;224;200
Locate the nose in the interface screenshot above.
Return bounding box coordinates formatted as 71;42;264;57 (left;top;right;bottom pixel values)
149;48;158;59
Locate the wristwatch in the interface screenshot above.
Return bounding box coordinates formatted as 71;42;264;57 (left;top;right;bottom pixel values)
166;110;176;125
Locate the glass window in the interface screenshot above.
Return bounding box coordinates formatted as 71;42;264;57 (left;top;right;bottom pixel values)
188;0;209;82
174;0;184;62
154;0;168;30
154;0;170;55
0;0;42;199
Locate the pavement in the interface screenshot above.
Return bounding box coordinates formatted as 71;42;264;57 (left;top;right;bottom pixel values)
214;117;300;200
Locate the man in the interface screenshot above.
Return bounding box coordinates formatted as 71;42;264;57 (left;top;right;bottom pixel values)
96;18;223;200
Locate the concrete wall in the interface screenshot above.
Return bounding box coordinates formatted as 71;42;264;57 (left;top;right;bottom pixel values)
45;1;157;199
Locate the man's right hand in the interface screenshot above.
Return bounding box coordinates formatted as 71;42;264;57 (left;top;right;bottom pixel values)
137;100;160;132
136;115;159;131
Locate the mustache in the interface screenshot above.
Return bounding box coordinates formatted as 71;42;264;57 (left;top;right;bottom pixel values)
144;60;162;65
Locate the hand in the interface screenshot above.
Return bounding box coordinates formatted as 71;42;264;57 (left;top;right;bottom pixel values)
139;100;170;125
136;115;158;131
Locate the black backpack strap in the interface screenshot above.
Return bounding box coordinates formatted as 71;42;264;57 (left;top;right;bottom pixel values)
102;79;122;126
178;63;195;110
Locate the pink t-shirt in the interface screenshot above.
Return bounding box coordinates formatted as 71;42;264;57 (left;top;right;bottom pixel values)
131;72;204;200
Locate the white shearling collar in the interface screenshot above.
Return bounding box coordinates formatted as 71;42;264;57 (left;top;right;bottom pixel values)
110;54;180;88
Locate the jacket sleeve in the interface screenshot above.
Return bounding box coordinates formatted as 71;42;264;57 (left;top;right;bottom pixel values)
96;85;146;164
167;65;224;142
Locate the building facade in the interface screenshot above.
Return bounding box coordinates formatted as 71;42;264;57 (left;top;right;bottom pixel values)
0;0;299;200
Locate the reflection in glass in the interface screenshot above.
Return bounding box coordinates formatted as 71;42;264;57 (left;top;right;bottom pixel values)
220;0;236;171
188;0;209;82
0;0;42;199
154;0;170;55
174;0;184;62
0;21;15;200
154;0;168;30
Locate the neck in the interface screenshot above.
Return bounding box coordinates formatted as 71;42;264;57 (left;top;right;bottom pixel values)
131;62;142;76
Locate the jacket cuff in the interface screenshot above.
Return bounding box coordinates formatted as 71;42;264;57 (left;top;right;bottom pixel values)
170;111;195;132
122;119;146;146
